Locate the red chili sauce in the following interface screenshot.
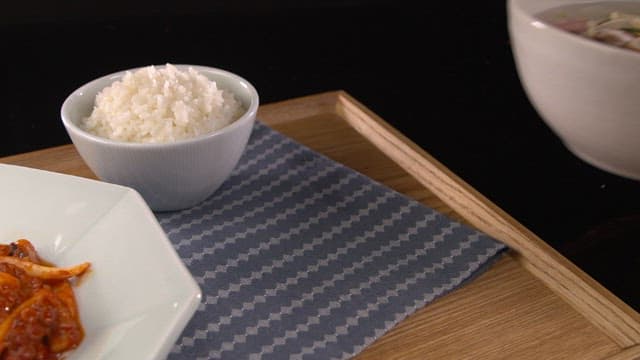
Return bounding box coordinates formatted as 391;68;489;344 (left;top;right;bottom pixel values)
0;240;87;360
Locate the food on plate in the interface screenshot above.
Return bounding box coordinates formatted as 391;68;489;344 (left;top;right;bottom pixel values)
0;239;91;359
539;2;640;52
81;63;246;143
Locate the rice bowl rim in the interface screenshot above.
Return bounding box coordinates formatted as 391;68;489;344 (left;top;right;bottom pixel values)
61;64;259;150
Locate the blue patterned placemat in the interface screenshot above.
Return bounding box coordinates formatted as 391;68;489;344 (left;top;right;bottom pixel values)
155;121;507;359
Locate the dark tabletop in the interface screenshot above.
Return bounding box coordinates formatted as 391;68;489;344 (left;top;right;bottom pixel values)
2;1;639;311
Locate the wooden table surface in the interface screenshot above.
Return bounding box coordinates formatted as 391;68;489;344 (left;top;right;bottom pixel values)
2;91;640;359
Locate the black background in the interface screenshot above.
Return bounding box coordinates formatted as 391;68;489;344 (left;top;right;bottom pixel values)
2;1;639;311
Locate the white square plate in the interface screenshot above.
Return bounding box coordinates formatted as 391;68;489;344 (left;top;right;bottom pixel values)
0;164;201;360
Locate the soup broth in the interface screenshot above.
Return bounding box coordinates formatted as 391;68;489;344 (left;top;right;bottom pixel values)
537;1;640;52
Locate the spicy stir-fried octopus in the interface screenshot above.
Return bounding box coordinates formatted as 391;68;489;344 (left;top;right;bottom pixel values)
0;239;90;360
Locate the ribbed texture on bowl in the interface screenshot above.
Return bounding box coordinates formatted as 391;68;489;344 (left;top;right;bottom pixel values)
61;65;259;211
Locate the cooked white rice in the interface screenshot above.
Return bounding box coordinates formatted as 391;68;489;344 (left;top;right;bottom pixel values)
81;64;245;143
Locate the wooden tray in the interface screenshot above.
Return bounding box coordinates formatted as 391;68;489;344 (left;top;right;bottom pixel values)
2;91;640;359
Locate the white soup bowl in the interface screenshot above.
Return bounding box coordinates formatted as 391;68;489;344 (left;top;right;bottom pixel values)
508;0;640;180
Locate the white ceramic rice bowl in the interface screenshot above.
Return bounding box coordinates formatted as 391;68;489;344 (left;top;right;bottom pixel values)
61;64;259;211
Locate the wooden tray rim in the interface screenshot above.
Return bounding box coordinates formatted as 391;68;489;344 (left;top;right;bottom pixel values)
2;90;639;358
258;90;640;354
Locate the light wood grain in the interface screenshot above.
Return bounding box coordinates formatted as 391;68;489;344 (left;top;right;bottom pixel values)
0;145;97;179
2;90;639;359
332;91;640;347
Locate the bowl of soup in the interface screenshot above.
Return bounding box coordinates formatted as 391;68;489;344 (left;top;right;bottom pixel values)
508;0;640;181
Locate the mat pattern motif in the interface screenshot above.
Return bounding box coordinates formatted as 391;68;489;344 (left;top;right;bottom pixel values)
156;121;507;359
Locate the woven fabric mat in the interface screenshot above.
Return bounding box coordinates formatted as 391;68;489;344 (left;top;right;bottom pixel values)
155;121;507;360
